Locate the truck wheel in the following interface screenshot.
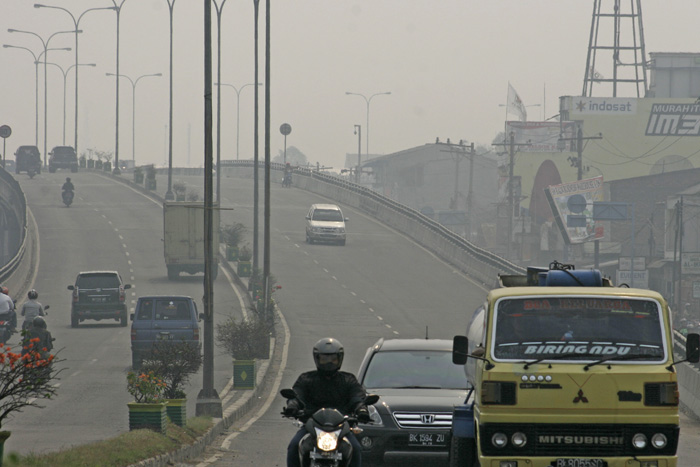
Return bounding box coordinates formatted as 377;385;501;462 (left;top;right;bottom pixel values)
49;166;56;173
450;436;478;467
167;267;178;280
71;166;78;173
71;315;79;328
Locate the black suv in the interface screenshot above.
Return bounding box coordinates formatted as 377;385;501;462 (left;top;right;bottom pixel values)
355;339;469;465
68;271;132;327
49;146;78;173
14;145;41;175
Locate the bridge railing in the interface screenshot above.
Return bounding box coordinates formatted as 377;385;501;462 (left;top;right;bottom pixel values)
0;168;27;284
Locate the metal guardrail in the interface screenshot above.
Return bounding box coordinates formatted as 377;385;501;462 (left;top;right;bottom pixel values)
0;168;27;284
219;160;525;277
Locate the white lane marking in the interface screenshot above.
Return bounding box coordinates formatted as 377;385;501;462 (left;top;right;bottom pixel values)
119;235;124;240
393;331;400;335
332;276;337;281
360;300;366;304
323;268;329;273
369;308;374;312
377;316;383;321
350;292;357;296
70;371;82;378
385;324;392;329
122;244;127;249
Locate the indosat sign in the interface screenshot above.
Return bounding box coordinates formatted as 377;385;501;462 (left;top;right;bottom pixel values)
568;97;637;115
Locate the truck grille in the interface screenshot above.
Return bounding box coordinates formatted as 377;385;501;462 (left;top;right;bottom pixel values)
393;412;452;429
480;423;678;457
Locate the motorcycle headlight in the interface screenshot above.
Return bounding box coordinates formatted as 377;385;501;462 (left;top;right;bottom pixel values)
315;428;340;451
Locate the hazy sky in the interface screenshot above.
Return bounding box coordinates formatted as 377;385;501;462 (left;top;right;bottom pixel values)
1;1;697;170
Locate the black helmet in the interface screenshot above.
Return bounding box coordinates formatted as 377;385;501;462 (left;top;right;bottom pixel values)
66;177;71;182
313;338;344;375
32;316;47;330
28;289;38;300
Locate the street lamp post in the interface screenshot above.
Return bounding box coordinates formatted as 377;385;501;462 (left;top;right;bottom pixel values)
110;1;127;174
213;0;228;204
34;3;115;159
46;62;96;145
7;28;78;167
2;45;71;147
106;73;162;164
215;83;261;160
165;0;176;200
353;125;361;184
345;91;391;157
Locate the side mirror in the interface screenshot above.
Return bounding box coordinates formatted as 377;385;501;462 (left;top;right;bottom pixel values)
44;305;50;311
345;217;349;223
305;216;311;220
124;284;132;290
365;394;379;405
453;335;469;365
130;313;135;321
687;333;700;363
199;313;205;322
280;388;296;399
67;285;75;291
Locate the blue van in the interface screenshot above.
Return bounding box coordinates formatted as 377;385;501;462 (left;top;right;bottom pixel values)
130;295;202;369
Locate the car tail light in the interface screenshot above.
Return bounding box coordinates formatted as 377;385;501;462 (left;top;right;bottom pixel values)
119;286;126;303
482;381;517;405
193;327;200;341
645;382;678;406
73;288;79;303
131;328;136;341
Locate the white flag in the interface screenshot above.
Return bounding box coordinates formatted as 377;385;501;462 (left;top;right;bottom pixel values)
507;83;527;122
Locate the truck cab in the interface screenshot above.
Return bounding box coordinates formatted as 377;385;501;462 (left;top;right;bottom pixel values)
450;262;700;467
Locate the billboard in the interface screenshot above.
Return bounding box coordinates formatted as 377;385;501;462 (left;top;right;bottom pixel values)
544;176;605;244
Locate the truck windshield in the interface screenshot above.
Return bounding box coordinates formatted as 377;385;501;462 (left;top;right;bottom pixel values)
492;296;666;362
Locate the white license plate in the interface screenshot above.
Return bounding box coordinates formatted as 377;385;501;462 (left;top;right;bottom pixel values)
91;297;107;303
408;432;446;447
157;333;173;340
555;459;606;467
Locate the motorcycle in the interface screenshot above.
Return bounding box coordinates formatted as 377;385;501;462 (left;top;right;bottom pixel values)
27;166;37;179
282;172;292;187
281;388;379;467
62;190;74;207
0;311;15;345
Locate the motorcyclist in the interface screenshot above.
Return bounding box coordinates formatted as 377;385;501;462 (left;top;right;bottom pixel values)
62;177;75;193
284;337;369;467
21;289;45;331
22;316;53;359
0;286;17;332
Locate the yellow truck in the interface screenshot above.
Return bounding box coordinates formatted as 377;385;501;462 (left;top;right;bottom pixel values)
451;262;700;467
163;201;219;280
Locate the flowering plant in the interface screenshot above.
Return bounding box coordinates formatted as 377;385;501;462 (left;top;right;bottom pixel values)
0;339;60;428
126;370;167;403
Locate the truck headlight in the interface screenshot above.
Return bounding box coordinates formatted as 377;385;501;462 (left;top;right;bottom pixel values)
651;433;667;449
491;432;508;448
632;433;647;449
511;431;527;447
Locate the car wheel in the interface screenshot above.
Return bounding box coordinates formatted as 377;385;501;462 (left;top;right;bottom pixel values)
120;314;128;327
49;167;56;173
338;239;346;246
71;315;79;328
450;436;478;467
71;166;78;173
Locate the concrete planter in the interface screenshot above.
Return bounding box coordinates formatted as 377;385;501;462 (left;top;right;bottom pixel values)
128;402;167;433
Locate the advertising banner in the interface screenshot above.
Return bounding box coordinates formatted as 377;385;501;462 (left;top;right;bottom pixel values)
544;176;605;244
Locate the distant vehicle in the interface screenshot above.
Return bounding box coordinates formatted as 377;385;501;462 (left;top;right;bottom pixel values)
67;271;131;327
14;145;41;175
163;202;219;280
49;146;78;173
130;295;202;369
62;190;74;207
355;338;469;465
305;203;348;245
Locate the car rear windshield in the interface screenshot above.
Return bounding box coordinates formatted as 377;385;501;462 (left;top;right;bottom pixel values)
362;350;467;389
17;146;39;156
145;299;192;321
312;209;343;222
76;274;121;289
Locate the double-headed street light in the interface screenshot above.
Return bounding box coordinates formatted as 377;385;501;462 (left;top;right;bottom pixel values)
7;28;79;167
106;72;162;164
2;44;71;147
46;62;96;145
34;3;116;159
215;82;262;161
345;91;391;157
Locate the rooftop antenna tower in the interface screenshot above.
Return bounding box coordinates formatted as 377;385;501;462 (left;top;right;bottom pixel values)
582;0;648;97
